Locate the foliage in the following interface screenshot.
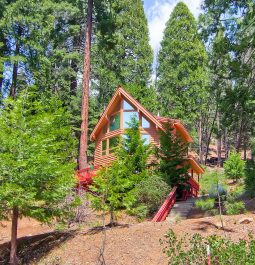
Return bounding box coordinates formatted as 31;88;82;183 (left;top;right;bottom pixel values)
0;89;77;222
245;160;255;198
200;169;226;195
224;151;245;182
224;201;245;215
92;0;153;106
133;173;170;215
89;118;151;223
195;198;215;211
157;2;208;127
161;229;255;265
156;123;189;187
224;189;245;215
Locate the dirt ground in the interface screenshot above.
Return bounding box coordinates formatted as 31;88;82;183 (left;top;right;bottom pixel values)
1;212;255;265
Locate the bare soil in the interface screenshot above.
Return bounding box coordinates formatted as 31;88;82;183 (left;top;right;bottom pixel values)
1;212;255;265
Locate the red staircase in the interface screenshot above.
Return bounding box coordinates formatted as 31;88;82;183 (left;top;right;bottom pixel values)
152;177;199;222
76;167;98;189
152;186;177;222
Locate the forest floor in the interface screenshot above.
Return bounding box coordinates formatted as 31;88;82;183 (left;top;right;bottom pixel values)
1;206;255;265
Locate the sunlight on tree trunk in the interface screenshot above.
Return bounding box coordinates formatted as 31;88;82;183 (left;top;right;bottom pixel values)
10;207;19;265
79;0;93;169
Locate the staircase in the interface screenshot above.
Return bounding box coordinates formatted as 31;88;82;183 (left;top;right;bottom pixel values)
166;197;196;222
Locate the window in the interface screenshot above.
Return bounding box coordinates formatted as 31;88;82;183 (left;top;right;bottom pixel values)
141;134;150;145
102;140;107;156
109;137;119;153
123;100;134;110
109;113;120;131
141;116;150;128
123;111;139;128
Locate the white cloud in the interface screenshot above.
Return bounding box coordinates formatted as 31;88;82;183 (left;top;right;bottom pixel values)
146;0;203;55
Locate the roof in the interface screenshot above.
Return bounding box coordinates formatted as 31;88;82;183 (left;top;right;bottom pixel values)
90;86;193;143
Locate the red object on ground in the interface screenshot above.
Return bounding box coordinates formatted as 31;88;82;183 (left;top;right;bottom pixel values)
152;186;177;222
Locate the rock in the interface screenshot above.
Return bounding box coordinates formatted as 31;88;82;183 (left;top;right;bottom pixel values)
215;221;226;229
238;217;253;224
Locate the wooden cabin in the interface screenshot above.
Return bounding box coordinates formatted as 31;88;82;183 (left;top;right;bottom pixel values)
90;87;204;183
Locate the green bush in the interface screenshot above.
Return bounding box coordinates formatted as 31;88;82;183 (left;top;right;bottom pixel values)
224;151;245;182
224;201;245;215
245;160;255;198
200;169;226;195
195;198;215;211
134;173;170;215
161;229;255;265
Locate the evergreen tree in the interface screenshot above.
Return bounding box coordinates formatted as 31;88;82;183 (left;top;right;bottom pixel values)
90;118;151;225
157;2;208;127
92;0;153;106
0;89;77;264
156;123;189;188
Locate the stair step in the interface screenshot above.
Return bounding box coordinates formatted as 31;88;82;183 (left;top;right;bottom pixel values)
168;198;196;221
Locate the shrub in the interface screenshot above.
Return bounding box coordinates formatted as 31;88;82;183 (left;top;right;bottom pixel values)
134;174;170;215
200;169;226;195
245;160;255;198
224;201;245;215
195;198;215;211
161;229;255;265
224;151;245;182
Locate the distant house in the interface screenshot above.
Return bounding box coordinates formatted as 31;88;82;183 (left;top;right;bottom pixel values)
90;87;204;184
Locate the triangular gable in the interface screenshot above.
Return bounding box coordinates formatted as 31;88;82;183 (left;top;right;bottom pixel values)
90;86;164;140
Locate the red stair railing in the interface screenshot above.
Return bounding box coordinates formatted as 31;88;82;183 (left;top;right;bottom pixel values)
152;186;177;222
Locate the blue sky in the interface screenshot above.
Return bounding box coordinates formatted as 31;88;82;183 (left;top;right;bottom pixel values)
143;0;203;54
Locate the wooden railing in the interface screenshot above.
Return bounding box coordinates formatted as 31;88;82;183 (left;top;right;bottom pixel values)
188;177;199;197
152;186;177;222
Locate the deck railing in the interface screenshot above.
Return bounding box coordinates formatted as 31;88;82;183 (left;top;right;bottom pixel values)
152;186;177;222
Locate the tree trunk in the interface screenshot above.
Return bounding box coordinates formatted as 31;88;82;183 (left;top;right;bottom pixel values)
70;59;78;96
10;26;22;98
79;0;93;169
10;207;19;265
198;117;203;163
217;113;221;167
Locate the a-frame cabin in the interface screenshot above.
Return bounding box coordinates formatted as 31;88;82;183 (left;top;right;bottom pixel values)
90;86;204;183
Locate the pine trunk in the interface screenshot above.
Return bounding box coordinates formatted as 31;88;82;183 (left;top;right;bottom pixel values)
10;26;21;98
198;118;203;163
217;114;221;167
79;0;93;169
10;207;19;265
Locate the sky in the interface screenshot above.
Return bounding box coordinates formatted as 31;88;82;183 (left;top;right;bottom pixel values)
143;0;203;54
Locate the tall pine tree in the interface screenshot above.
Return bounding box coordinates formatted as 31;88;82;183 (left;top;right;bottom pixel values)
157;2;208;128
92;0;153;106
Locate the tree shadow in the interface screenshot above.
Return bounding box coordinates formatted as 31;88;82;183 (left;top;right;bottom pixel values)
86;222;130;235
192;221;234;233
0;230;76;264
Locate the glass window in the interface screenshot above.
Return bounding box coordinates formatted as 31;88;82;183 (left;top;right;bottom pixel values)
123;100;134;110
141;134;150;145
123;111;138;128
109;113;120;131
142;116;150;128
102;140;107;156
109;137;119;153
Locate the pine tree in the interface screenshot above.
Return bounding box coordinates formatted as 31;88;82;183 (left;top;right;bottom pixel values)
156;123;189;188
90;118;151;225
0;89;77;264
92;0;153;106
157;2;208;127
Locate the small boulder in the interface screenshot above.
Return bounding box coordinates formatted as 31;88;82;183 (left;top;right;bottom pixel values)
238;217;253;224
215;221;226;229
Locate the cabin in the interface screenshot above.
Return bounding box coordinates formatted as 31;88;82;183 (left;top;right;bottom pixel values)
90;87;204;183
77;87;205;222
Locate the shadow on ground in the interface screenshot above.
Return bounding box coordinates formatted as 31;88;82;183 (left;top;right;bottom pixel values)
192;221;234;232
0;231;76;264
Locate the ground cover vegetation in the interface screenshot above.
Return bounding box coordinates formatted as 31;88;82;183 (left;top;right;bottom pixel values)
0;0;255;264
